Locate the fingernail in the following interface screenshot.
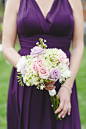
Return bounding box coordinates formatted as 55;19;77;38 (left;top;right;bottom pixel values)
62;116;64;118
68;113;70;115
58;115;61;118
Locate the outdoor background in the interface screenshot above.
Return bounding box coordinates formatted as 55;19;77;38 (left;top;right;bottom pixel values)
0;0;86;129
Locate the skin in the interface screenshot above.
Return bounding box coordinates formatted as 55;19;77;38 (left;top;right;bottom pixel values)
2;0;84;119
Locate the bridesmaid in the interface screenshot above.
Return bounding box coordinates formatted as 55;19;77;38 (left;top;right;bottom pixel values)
2;0;84;128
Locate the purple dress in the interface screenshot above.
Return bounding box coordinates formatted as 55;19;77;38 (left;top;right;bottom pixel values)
7;0;81;128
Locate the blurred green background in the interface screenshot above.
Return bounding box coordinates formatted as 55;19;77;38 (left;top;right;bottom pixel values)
0;0;86;129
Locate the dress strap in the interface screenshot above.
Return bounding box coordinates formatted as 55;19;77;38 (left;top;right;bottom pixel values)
17;0;27;15
17;0;23;14
68;0;74;13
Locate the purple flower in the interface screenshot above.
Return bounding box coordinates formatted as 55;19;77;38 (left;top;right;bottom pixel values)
49;68;61;81
30;46;44;57
21;65;26;77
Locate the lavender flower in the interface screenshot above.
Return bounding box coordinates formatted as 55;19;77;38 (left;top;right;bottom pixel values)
30;46;44;57
21;65;26;77
49;68;61;81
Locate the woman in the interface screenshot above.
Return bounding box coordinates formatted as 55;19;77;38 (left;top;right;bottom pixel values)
2;0;84;128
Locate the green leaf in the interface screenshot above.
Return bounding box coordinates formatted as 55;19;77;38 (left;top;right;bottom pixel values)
18;72;22;75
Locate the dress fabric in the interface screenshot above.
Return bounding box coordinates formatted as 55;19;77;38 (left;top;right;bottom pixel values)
7;0;81;128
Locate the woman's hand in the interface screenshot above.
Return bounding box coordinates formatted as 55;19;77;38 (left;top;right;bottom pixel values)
44;81;56;90
55;86;71;118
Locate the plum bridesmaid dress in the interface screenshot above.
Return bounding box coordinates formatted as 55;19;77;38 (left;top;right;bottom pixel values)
7;0;81;128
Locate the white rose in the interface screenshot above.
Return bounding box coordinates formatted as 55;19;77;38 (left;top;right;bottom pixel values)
16;56;27;72
48;88;56;96
62;69;71;78
58;62;68;70
59;77;65;83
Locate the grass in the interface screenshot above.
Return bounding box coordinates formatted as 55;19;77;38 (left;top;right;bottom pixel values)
76;46;86;128
0;43;86;129
0;42;20;128
0;5;4;17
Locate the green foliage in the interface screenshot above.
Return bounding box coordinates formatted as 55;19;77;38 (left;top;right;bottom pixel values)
76;47;86;127
0;42;20;128
36;38;47;48
17;73;24;86
0;5;4;17
0;23;3;31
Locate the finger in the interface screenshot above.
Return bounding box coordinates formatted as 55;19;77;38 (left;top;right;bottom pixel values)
49;81;55;86
45;87;53;90
45;81;55;89
47;86;55;90
46;83;55;88
45;86;55;90
67;103;71;115
58;101;68;118
45;81;55;85
55;99;64;115
52;81;55;85
46;84;56;89
51;85;56;89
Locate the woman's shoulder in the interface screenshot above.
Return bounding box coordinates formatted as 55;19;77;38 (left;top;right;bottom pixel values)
5;0;20;15
70;0;83;12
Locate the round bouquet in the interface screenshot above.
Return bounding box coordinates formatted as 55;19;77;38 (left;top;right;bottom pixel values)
17;38;71;120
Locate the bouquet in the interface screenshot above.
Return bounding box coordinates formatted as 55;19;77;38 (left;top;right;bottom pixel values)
17;38;71;120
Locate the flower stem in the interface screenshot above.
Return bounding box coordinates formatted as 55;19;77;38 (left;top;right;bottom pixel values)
50;95;62;120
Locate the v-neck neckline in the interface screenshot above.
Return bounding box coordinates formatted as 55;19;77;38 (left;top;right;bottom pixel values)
33;0;56;20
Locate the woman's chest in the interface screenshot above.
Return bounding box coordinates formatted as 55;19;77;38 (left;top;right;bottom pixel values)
17;0;74;37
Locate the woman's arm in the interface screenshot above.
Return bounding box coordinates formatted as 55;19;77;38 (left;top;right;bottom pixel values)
2;0;21;68
55;0;84;118
2;0;57;90
63;0;84;89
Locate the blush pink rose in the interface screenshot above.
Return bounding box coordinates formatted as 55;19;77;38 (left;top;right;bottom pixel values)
37;59;43;67
31;62;39;72
39;66;49;79
58;49;67;63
